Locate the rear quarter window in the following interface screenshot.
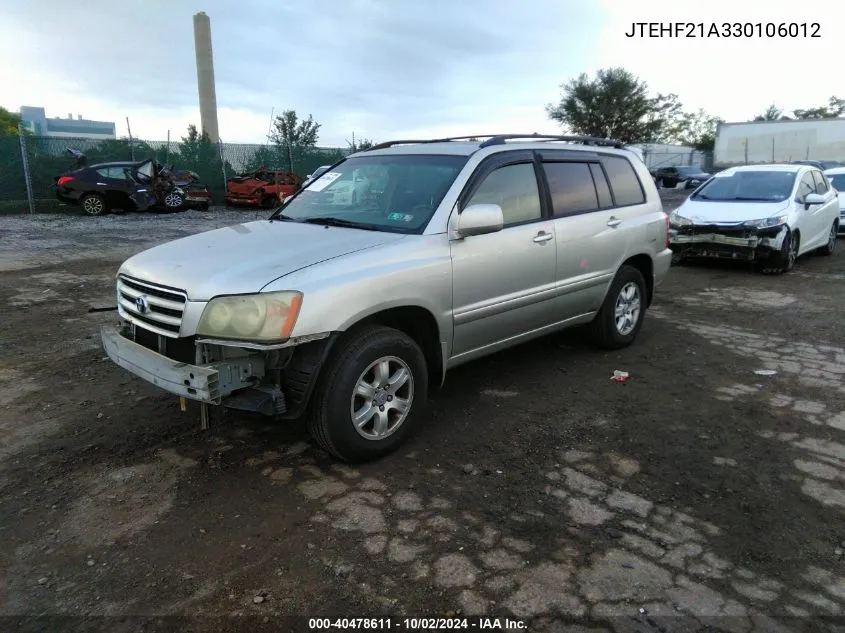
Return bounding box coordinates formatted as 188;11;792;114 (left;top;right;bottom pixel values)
601;155;646;206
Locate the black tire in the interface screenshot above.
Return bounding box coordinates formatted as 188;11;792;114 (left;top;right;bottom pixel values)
198;202;209;211
308;325;428;463
761;229;799;274
661;178;672;189
590;265;648;350
260;195;275;209
80;193;107;216
818;221;838;256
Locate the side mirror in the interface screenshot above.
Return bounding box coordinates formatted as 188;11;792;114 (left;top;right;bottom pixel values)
454;203;504;238
804;192;825;207
306;174;313;179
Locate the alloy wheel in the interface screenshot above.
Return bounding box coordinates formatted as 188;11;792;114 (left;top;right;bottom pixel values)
350;356;414;441
614;282;641;336
83;197;104;215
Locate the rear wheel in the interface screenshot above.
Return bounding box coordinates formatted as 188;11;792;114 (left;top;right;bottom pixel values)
818;221;838;256
163;190;184;211
308;326;428;463
590;265;647;350
80;193;107;216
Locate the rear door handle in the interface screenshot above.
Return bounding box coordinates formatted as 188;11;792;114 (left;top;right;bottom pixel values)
533;231;553;243
607;217;622;228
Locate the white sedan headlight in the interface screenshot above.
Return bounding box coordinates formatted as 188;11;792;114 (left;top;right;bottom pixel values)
197;291;303;342
743;215;788;228
669;211;693;227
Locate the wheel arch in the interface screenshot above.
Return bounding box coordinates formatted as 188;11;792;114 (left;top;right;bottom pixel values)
620;254;654;306
340;305;445;389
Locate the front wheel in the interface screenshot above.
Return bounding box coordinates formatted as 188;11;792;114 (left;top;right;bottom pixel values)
761;229;799;274
308;326;428;463
590;265;647;350
818;221;838;256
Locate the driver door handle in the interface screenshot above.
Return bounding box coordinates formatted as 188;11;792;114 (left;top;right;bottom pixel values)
607;216;622;228
533;231;553;243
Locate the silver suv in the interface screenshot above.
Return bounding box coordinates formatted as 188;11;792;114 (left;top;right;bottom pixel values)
102;134;673;462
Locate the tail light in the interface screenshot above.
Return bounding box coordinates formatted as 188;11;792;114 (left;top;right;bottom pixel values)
57;176;74;186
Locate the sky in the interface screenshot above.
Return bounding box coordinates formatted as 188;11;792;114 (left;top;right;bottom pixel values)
1;0;839;146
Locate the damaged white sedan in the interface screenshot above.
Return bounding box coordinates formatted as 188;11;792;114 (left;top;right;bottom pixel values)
669;164;840;273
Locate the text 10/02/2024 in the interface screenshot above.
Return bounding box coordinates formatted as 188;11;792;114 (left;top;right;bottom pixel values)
625;22;821;38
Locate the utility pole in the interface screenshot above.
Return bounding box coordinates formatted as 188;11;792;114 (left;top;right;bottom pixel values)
126;117;135;161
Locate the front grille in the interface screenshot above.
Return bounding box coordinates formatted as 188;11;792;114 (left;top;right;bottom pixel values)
117;275;187;338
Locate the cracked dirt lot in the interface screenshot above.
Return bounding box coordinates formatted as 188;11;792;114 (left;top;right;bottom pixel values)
2;199;845;632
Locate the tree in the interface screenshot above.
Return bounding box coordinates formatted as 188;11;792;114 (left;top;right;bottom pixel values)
753;104;788;121
347;136;375;152
645;93;687;144
546;68;666;143
175;123;223;184
676;109;722;151
793;96;845;120
268;110;321;172
0;107;23;135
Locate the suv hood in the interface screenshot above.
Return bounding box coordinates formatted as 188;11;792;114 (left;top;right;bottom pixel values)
675;198;791;224
118;220;406;300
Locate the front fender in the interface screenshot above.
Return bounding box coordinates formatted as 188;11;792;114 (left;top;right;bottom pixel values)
262;236;454;355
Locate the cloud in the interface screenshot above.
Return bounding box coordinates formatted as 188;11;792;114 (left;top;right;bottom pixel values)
2;0;840;147
1;0;601;144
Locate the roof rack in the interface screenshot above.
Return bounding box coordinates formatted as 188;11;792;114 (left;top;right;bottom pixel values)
367;134;626;152
368;136;496;151
478;134;626;149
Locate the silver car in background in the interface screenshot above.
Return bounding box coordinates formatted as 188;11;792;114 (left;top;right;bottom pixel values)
102;134;673;462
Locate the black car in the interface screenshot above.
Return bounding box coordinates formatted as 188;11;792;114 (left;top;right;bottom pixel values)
792;160;843;171
651;165;712;189
54;151;210;216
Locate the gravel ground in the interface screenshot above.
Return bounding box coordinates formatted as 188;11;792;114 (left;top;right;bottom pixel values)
1;193;845;632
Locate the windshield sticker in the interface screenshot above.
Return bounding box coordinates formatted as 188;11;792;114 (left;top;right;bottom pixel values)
387;212;414;222
307;172;342;192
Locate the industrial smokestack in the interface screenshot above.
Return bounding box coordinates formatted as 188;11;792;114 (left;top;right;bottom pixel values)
192;11;220;143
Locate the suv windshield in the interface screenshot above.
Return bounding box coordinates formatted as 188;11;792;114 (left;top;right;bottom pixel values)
273;154;468;233
692;170;797;202
828;173;845;190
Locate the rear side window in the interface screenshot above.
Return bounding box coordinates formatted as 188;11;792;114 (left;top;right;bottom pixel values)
542;162;598;217
96;166;127;179
601;155;646;206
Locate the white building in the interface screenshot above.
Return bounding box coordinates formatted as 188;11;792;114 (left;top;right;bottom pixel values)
19;106;116;140
714;118;845;165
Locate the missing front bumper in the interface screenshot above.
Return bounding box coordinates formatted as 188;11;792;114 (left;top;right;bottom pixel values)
669;226;787;260
101;325;264;404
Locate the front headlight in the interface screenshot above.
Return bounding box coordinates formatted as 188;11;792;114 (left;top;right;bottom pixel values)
669;211;693;227
197;291;303;342
743;215;788;228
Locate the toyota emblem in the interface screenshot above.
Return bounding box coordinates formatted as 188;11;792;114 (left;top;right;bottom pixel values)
135;295;150;314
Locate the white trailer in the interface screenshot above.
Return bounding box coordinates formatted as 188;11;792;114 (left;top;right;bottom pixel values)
714;118;845;165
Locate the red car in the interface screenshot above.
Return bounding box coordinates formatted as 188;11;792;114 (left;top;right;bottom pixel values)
225;168;303;208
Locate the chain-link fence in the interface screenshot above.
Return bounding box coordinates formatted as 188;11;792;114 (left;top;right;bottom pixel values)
638;149;714;172
0;135;351;214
